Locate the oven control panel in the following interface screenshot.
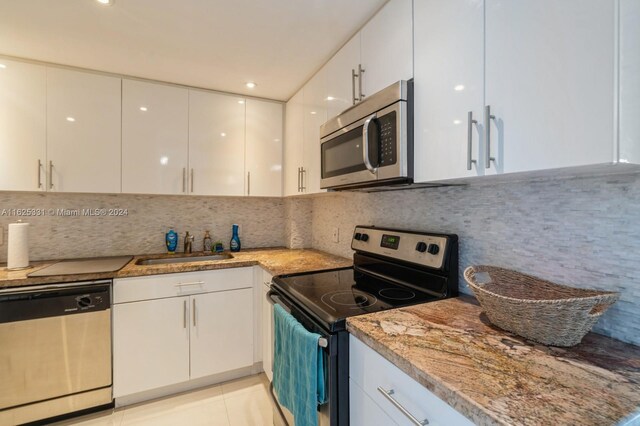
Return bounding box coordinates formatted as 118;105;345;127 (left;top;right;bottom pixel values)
351;226;450;270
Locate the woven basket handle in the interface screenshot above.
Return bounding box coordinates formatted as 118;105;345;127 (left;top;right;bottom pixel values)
587;296;618;317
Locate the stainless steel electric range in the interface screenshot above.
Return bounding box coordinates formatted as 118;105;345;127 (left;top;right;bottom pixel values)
267;225;459;426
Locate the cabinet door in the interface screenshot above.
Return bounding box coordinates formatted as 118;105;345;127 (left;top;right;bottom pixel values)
360;0;413;99
0;59;46;192
413;0;485;182
284;89;304;196
620;0;640;165
485;0;615;174
246;99;283;197
349;378;398;426
122;79;189;195
190;288;254;379
113;297;190;397
46;68;121;193
189;90;246;196
326;34;361;120
302;68;327;195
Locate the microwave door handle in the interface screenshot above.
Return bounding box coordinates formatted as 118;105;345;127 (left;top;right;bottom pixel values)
362;113;378;174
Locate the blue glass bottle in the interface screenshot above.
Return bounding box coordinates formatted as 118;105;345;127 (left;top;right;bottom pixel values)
166;228;178;253
230;224;241;252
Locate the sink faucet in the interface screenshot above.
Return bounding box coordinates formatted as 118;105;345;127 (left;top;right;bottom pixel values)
184;231;194;254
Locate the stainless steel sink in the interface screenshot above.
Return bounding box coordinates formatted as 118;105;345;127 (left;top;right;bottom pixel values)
135;253;233;265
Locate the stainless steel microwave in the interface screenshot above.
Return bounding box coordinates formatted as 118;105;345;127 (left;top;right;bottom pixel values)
320;80;413;190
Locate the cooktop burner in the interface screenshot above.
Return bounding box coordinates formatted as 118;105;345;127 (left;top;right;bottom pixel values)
321;290;378;311
378;288;415;301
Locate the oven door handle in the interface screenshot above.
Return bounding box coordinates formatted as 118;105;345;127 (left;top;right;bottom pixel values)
362;113;378;174
266;290;328;348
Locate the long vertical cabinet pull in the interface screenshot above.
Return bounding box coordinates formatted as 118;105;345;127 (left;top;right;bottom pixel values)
358;64;365;101
190;168;194;193
484;105;496;168
183;300;187;329
352;69;358;105
182;168;187;193
48;161;54;189
467;111;478;170
297;167;302;192
37;160;42;189
300;168;306;192
247;171;251;196
192;299;196;327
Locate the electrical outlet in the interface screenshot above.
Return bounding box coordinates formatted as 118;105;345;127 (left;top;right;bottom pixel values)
332;227;339;243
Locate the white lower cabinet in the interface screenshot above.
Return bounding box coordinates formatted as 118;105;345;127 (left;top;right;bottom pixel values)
350;378;398;426
349;335;473;426
113;268;255;399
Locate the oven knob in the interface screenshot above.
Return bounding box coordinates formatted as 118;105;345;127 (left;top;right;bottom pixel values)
427;244;440;255
360;233;369;242
354;233;362;241
415;242;427;253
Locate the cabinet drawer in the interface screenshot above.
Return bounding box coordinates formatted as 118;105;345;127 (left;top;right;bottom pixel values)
349;335;473;426
114;267;254;303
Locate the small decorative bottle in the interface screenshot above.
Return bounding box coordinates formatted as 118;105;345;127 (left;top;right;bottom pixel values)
166;228;178;253
230;224;241;252
203;231;213;252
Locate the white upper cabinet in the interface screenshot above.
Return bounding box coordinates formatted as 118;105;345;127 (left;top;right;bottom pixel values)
326;34;361;120
46;68;121;193
413;0;485;183
485;0;615;174
245;99;283;197
360;0;413;99
284;89;304;196
189;90;246;196
302;68;327;195
0;59;46;192
620;0;640;165
122;79;189;195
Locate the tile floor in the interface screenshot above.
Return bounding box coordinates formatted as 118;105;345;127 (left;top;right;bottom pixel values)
53;374;275;426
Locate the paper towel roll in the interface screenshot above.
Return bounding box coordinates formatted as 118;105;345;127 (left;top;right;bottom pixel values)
8;222;29;270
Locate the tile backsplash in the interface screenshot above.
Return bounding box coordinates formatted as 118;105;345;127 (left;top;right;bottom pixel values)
311;173;640;346
0;192;285;261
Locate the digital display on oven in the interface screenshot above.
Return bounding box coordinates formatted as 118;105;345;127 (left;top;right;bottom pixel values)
380;234;400;250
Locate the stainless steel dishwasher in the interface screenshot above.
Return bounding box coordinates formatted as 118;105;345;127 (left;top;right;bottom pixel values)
0;280;112;425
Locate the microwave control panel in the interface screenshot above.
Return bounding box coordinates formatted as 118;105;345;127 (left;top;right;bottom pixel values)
377;112;397;167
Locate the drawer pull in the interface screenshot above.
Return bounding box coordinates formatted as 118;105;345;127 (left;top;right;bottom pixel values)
175;281;205;287
377;386;429;426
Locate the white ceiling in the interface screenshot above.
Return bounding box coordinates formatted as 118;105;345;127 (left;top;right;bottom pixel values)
0;0;387;101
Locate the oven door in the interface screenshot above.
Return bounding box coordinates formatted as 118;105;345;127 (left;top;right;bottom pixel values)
266;289;348;426
320;100;408;189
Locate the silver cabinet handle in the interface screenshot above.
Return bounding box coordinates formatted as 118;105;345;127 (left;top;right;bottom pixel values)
37;159;42;189
362;113;378;174
183;300;187;329
300;168;306;192
175;281;205;287
190;168;194;193
358;64;365;101
467;111;478;170
297;167;301;192
48;161;53;189
484;105;496;168
192;298;196;327
377;387;429;426
247;171;251;196
182;167;186;193
352;69;358;105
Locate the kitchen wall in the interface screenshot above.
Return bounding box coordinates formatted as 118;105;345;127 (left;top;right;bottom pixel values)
310;173;640;346
0;192;285;261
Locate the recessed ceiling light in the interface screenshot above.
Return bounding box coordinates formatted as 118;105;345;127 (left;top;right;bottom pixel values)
0;64;6;69
454;84;465;91
139;106;148;112
453;120;462;125
310;111;317;115
326;96;334;101
245;82;256;89
238;100;245;104
96;0;113;5
274;139;280;142
220;132;226;137
160;156;169;165
66;117;76;122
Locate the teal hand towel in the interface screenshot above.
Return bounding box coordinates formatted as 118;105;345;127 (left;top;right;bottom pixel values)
273;303;327;426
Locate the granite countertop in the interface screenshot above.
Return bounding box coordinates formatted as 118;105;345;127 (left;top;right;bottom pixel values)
347;296;640;426
0;248;352;289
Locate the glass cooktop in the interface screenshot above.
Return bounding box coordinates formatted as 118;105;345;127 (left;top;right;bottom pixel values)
272;267;443;332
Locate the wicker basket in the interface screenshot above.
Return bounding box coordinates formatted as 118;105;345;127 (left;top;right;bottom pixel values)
463;265;619;347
